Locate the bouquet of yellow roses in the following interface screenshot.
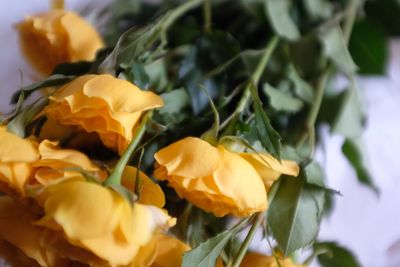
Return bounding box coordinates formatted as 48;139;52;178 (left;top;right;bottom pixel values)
0;0;388;266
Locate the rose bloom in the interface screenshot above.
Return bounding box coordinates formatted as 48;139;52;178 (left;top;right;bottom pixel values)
43;74;164;154
240;252;304;267
0;196;70;267
16;10;104;75
154;137;299;217
34;179;175;266
0;127;39;196
32;139;106;185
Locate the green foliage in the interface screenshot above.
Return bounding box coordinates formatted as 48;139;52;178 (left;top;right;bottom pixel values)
7;98;48;138
342;138;378;193
263;83;303;112
179;31;241;114
182;218;248;267
265;0;300;41
304;0;333;20
349;20;388;75
331;81;364;138
11;74;75;104
315;242;362;267
267;174;326;255
250;83;282;159
319;25;357;74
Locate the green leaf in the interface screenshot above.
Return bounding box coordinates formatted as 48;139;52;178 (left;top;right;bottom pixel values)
11;74;75;104
287;65;313;103
331;81;365;138
263;83;303;112
265;0;300;41
342;138;378;193
51;61;92;76
159;88;190;115
319;25;357;74
365;0;400;37
267;175;325;255
304;162;325;187
349;20;388;75
179;31;241;114
7;98;48;138
145;58;168;92
304;0;333;20
182;218;248;267
315;242;361;267
281;145;306;163
182;229;232;267
124;63;150;89
250;84;282;159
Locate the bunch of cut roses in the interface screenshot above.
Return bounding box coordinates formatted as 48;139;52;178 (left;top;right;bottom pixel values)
0;4;303;267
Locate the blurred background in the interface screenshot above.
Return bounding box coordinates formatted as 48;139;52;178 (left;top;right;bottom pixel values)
1;1;400;266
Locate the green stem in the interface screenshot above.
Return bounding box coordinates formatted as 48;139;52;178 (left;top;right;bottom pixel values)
343;0;359;44
221;36;279;134
163;0;204;31
203;0;212;33
105;112;152;186
230;213;264;267
236;35;279;114
297;0;359;160
303;246;331;266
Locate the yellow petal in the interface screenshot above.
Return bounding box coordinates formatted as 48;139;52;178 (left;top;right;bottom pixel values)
82;74;164;113
0;126;39;162
122;166;165;208
240;252;304;267
0;196;66;267
151;234;190;267
240;153;299;188
154;137;221;179
60;12;104;62
36;180;121;239
35;140;99;171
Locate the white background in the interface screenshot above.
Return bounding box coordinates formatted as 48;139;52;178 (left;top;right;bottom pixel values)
1;1;400;266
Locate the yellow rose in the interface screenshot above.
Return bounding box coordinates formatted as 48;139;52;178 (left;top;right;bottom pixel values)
154;137;299;217
43;74;164;154
240;252;304;267
0;196;70;267
154;137;267;217
32;139;106;185
0;127;39;195
35;180;175;266
16;10;104;75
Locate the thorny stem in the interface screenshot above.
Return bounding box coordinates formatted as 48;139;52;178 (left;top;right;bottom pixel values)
230;213;264;267
105;112;152;186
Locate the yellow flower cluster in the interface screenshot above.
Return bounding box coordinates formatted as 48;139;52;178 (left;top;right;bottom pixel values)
0;127;175;266
1;6;305;267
